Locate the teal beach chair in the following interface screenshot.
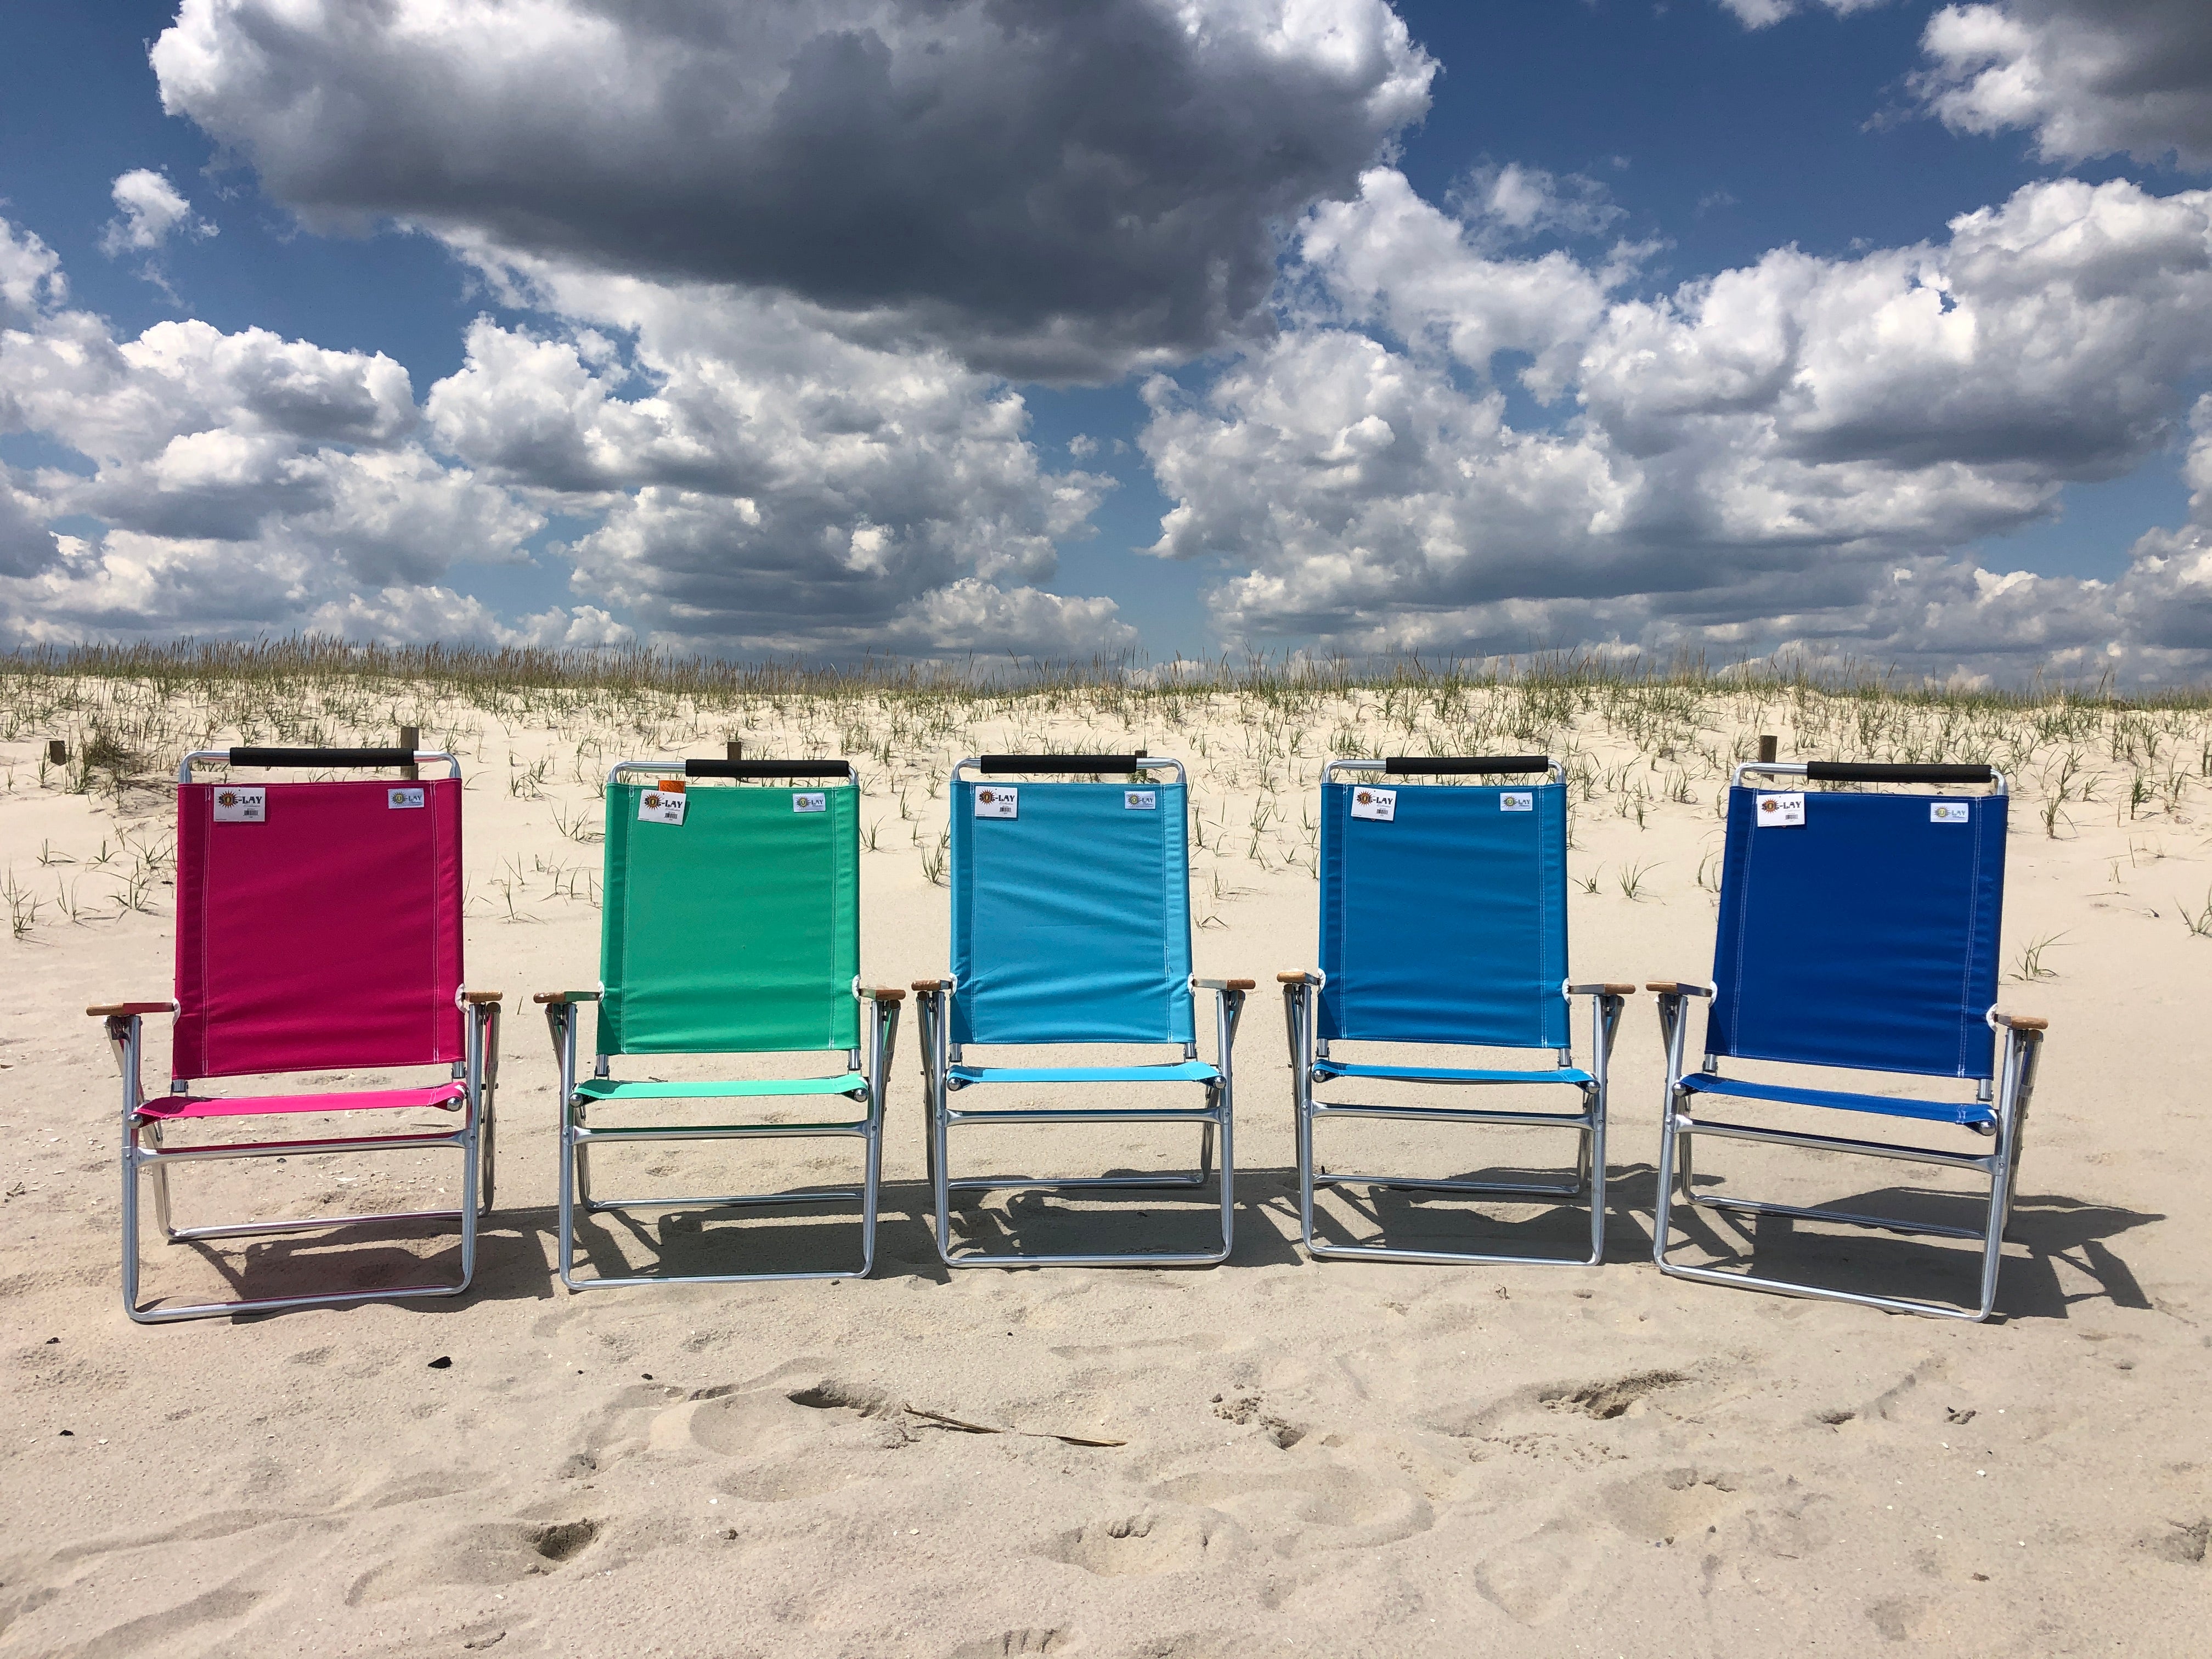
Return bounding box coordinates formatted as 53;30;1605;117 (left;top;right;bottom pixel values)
911;755;1253;1268
1650;759;2049;1321
1280;756;1633;1266
537;758;902;1287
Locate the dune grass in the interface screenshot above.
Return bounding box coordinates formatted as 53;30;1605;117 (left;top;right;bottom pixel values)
4;636;2210;939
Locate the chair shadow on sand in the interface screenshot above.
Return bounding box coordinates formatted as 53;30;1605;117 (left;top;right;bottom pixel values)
153;1163;2156;1323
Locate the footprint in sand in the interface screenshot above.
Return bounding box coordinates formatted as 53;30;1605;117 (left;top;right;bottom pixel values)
946;1629;1077;1657
345;1517;599;1605
1600;1466;1748;1542
1470;1526;1600;1625
1039;1512;1231;1576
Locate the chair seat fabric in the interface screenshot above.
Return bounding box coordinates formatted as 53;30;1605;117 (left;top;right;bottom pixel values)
948;1060;1221;1086
577;1075;868;1102
139;1082;467;1120
1314;1060;1592;1086
1680;1071;1994;1126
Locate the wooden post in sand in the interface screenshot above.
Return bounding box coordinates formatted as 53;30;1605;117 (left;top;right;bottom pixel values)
1757;734;1778;764
46;739;66;766
400;725;419;781
726;740;743;763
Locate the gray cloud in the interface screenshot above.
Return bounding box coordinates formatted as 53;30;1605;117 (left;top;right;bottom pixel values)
1916;1;2212;169
153;0;1433;380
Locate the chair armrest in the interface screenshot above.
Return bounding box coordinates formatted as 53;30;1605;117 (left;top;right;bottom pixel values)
1568;983;1638;997
1277;970;1321;985
1646;981;1714;997
86;1001;173;1018
461;990;504;1005
858;985;907;1002
532;990;601;1005
1992;1011;2048;1032
1194;977;1256;992
911;977;952;993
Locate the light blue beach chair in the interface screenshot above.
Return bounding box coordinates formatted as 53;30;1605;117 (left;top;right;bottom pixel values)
1279;756;1632;1265
1650;759;2049;1321
911;755;1252;1267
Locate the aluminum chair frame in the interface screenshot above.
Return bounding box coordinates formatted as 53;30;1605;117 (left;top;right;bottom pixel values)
912;755;1252;1269
1282;757;1632;1267
94;747;502;1324
539;758;903;1289
1650;759;2050;1323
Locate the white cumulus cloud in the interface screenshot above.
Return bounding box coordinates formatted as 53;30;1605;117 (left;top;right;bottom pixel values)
1142;169;2212;680
98;169;216;257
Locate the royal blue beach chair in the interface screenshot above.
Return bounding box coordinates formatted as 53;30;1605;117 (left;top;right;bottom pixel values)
911;755;1253;1267
1279;757;1633;1266
1649;759;2049;1322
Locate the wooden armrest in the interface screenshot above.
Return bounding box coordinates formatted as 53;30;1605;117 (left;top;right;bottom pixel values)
1569;982;1639;997
1193;978;1256;992
532;990;601;1005
1277;970;1317;985
1646;981;1714;997
861;986;907;1002
86;1001;172;1018
461;990;504;1004
1993;1012;2049;1032
911;978;951;993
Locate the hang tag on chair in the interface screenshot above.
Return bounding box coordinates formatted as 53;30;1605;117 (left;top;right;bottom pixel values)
1930;800;1971;824
1350;787;1396;822
792;792;826;813
1499;791;1533;812
974;787;1018;820
639;789;687;825
212;787;265;823
387;787;425;810
1124;790;1156;810
1755;792;1804;827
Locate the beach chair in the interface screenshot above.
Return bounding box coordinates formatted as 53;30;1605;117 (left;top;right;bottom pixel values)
911;755;1252;1267
1649;759;2049;1322
536;758;901;1287
89;746;502;1323
1279;757;1632;1266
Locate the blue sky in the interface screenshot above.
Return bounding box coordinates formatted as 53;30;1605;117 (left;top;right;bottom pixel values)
3;2;2210;678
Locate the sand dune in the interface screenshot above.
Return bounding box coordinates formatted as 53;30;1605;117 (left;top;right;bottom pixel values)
1;670;2205;1656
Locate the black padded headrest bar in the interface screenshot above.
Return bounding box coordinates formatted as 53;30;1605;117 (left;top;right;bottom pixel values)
1801;761;1993;785
682;759;852;779
227;746;418;768
1382;755;1551;775
976;755;1146;774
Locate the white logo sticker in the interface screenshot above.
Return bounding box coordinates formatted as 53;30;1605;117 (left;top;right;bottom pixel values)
1930;800;1971;824
638;789;687;825
1124;790;1156;811
387;787;425;810
212;786;266;823
1755;792;1805;827
974;786;1018;820
1350;786;1397;822
792;792;826;813
1499;791;1534;812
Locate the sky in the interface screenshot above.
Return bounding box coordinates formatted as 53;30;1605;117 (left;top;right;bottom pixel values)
2;1;2211;682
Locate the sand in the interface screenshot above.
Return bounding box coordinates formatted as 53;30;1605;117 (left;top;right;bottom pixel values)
0;679;2207;1657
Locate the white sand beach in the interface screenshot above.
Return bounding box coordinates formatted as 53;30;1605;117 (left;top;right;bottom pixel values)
1;669;2206;1657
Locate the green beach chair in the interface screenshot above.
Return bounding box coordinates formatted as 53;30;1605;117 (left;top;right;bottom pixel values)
535;758;902;1286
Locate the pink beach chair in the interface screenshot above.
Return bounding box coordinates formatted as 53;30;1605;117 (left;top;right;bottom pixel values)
88;746;503;1322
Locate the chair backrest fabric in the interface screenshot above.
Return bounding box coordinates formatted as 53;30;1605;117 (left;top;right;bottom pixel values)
598;781;860;1056
1317;777;1571;1048
1709;785;2006;1080
950;778;1195;1046
173;777;465;1080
